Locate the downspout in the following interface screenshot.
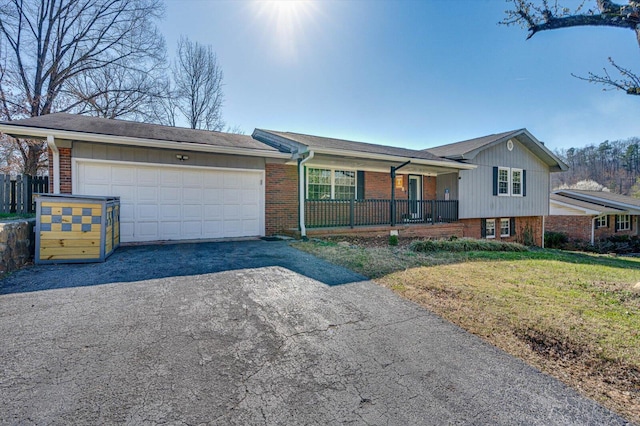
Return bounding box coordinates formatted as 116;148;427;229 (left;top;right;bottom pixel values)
541;215;545;249
47;135;60;194
591;216;596;246
298;151;314;239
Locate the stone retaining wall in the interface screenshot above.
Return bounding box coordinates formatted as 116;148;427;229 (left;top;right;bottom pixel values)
0;219;35;274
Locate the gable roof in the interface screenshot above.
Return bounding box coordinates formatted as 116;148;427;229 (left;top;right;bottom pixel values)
425;129;569;172
252;129;475;170
0;113;287;158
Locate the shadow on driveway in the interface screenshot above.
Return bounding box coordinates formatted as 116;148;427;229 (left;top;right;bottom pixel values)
0;240;367;294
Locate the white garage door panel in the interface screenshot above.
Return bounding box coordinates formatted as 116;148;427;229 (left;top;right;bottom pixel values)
75;161;264;242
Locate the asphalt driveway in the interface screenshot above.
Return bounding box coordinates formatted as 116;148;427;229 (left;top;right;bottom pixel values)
0;240;627;425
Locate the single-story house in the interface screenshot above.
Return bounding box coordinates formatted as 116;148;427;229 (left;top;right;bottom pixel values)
547;190;640;244
0;114;568;246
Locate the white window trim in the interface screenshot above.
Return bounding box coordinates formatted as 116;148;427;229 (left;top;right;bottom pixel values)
616;214;631;231
306;167;357;200
486;219;496;239
498;167;510;197
500;218;510;237
511;168;523;197
596;215;608;228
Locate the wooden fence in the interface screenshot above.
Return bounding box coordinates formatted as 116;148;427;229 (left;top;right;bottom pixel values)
0;174;49;214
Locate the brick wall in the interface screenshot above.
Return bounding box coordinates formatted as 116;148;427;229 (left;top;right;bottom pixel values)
265;163;298;235
48;147;73;194
423;176;436;199
364;172;438;200
546;214;639;243
545;215;592;242
459;216;543;247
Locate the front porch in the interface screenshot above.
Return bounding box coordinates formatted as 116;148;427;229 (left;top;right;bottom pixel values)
282;198;463;240
305;199;459;228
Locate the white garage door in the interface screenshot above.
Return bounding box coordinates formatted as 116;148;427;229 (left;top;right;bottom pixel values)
75;160;264;243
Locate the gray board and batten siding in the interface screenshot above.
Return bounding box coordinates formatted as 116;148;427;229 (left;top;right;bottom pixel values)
457;138;550;219
435;173;459;201
72;141;270;170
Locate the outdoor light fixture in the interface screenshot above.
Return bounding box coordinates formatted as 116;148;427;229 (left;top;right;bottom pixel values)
176;154;189;161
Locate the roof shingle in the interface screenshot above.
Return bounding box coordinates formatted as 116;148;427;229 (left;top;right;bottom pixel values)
257;129;456;162
3;113;277;152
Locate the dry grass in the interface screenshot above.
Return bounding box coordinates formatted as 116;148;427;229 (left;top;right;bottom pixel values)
293;239;640;424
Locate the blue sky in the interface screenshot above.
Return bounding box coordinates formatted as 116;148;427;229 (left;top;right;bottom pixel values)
161;0;639;151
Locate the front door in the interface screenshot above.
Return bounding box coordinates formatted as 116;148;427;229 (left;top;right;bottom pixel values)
408;175;421;219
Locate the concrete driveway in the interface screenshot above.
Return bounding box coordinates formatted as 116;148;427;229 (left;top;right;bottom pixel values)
0;240;626;425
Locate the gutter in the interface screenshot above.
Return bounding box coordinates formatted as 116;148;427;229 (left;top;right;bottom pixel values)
311;147;476;170
47;135;60;194
298;151;314;239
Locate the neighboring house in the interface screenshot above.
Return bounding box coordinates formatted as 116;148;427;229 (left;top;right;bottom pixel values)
0;114;567;246
547;190;640;244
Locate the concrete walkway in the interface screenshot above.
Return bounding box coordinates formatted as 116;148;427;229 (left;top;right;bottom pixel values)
0;240;627;425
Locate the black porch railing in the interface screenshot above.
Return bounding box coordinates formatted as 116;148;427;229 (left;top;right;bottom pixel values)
305;199;458;228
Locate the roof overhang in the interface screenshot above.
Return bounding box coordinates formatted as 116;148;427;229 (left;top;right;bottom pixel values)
549;198;621;216
301;152;465;175
0;124;292;160
253;128;475;173
554;190;640;215
302;147;475;172
449;129;569;173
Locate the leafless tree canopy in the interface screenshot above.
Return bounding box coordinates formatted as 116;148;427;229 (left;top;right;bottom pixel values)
553;137;640;194
503;0;640;95
172;36;225;131
0;0;165;174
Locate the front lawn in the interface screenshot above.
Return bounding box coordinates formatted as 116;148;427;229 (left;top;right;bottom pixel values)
293;239;640;424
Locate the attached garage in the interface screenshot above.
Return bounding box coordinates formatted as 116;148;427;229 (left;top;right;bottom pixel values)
75;160;264;242
0;113;292;244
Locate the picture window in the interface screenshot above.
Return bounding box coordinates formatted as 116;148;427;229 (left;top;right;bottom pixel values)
307;168;356;200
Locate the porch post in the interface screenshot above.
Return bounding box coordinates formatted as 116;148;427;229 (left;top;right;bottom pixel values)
390;166;396;226
390;160;411;227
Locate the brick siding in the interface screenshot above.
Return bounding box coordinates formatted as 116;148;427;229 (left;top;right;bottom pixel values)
459;216;543;247
48;146;73;194
265;163;299;235
364;172;435;200
546;214;639;243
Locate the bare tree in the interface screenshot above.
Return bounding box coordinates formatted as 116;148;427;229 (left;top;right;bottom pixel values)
172;36;225;131
66;56;168;121
0;0;165;174
503;0;640;95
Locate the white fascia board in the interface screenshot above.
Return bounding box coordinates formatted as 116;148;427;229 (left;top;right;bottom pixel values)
549;200;602;216
560;190;640;214
0;124;292;159
309;147;476;170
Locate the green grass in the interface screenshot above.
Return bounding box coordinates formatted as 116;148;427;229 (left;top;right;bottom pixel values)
292;239;640;423
0;213;34;220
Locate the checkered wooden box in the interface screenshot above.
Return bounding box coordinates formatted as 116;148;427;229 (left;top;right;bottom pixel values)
35;194;120;264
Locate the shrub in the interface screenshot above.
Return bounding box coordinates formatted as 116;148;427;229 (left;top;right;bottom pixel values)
544;231;568;249
410;238;528;253
593;235;640;254
389;234;399;246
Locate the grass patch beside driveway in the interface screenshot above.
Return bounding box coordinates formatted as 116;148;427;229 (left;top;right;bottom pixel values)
293;240;640;424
